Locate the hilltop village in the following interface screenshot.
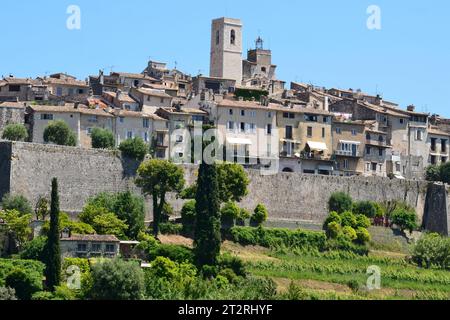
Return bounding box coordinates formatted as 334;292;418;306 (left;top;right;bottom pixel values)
1;17;450;180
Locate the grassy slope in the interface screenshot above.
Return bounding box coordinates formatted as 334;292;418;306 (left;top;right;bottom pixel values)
221;241;450;300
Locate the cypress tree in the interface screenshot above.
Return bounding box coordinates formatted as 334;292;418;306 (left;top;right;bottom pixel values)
194;160;221;267
45;178;61;291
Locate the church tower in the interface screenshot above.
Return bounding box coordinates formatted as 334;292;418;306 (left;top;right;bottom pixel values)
209;17;243;84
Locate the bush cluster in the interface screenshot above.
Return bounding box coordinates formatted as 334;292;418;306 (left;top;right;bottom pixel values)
229;226;327;250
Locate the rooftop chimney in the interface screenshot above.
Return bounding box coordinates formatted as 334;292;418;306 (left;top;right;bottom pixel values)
407;105;415;112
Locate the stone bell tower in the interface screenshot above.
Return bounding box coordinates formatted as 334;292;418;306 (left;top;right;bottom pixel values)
209;17;243;84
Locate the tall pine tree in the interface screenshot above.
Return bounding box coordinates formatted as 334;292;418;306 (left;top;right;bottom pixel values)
194;160;221;267
45;177;61;291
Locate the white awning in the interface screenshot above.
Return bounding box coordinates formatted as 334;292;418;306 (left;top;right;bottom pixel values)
307;141;328;151
339;140;361;145
227;137;252;145
281;139;301;144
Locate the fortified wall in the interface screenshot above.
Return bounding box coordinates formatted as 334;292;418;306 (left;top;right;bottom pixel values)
0;141;448;235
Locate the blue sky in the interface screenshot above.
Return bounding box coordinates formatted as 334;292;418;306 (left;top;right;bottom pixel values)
1;0;449;116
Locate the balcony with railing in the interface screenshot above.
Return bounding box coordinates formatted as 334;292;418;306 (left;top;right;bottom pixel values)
335;149;361;157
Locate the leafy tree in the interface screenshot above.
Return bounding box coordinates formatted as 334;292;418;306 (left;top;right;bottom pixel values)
113;191;145;240
91;127;115;149
425;165;441;182
194;159;221;268
220;202;240;228
1;193;33;215
353;201;377;218
135;159;185;238
328;192;353;214
179;163;249;204
2;123;28;141
250;204;268;227
161;202;174;223
5;268;41;300
181;200;196;232
41;212;95;236
439;162;450;184
412;233;450;269
391;208;417;233
180;184;197;200
79;204;111;225
119;137;147;161
236;208;251;226
34;196;49;220
19;236;47;262
0;209;32;249
217;163;249;203
44;178;61;291
89;259;144;300
43;120;77;146
92;212;128;239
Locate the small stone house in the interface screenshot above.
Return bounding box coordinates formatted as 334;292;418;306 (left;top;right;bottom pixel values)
59;233;120;259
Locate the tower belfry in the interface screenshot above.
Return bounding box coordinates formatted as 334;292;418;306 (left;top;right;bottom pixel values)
209;17;243;83
255;36;264;50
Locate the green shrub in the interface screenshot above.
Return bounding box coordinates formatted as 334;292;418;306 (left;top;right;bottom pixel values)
340;211;357;228
325;238;369;256
355;214;371;229
425;165;441;182
5;268;41;300
2;123;28;141
159;223;183;235
43;120;77;146
236;208;251;226
391;208;417;233
19;236;47;262
0;259;45;289
1;193;33;215
412;233;450;269
341;226;357;241
250;204;268;227
328;192;353;214
323;211;341;229
91;127;115;149
326;222;341;239
89;259;144;300
148;244;194;264
217;253;246;277
31;291;54;300
181;200;196;233
119;137;147;161
355;227;371;244
220;202;240;228
229;226;326;250
353;201;377;218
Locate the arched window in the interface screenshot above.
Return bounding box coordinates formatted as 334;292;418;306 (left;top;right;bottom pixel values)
282;167;294;173
216;30;219;45
230;30;236;45
261;67;267;73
